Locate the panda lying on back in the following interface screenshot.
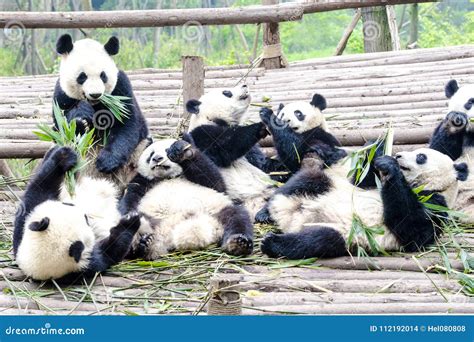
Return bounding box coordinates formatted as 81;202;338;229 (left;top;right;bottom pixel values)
260;145;467;259
53;34;149;188
119;136;254;259
186;85;276;218
13;146;139;281
430;79;474;222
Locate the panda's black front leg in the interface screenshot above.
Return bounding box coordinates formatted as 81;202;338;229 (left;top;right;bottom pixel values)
118;174;159;215
429;111;468;160
260;107;305;173
13;146;77;255
375;156;439;252
217;205;253;256
89;212;141;272
190;122;268;167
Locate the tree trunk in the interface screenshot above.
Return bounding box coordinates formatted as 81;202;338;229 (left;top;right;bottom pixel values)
409;3;419;46
361;6;392;53
261;0;284;69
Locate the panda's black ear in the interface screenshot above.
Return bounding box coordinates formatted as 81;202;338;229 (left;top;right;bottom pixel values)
445;79;459;99
29;217;50;232
104;36;120;56
186;99;201;114
56;34;73;55
454;162;468;181
310;93;327;111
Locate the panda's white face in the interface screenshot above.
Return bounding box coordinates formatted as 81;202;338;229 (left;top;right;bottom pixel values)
16;201;95;280
59;38;119;101
187;84;251;130
448;84;474;118
276;101;326;133
138;139;183;180
395;148;459;191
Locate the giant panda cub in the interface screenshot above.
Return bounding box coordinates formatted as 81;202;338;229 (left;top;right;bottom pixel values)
13;146;140;281
186;85;276;218
430;79;474;222
53;34;149;189
260;147;467;259
118;136;254;259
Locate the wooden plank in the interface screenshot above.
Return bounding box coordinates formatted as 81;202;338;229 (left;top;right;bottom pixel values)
0;3;304;28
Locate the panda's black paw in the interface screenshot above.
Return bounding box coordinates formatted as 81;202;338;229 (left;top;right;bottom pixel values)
446;111;468;133
260;232;283;258
255;207;274;224
52;146;78;172
259;107;274;125
374;156;400;182
119;211;141;233
134;233;154;259
73;118;91;135
96;150;127;174
167;140;194;163
222;233;253;256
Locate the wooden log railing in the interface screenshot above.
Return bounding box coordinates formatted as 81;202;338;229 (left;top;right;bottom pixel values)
0;1;435;29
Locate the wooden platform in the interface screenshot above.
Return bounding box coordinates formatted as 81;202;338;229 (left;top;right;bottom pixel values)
1;46;474;315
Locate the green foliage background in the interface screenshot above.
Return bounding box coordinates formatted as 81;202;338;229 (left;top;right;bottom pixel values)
0;0;472;76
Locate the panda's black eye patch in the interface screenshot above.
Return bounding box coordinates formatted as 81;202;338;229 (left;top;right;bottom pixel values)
76;72;87;85
465;98;474;110
100;71;108;83
222;90;233;98
69;241;85;263
294;110;306;121
416;153;427;165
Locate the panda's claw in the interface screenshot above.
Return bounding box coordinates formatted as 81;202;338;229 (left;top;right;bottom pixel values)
255;207;274;224
134;233;154;259
259;107;274;125
53;146;78;172
222;233;253;256
260;232;281;258
374;156;400;181
167;140;194;162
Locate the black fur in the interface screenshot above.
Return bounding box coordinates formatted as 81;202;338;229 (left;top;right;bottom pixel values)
217;205;254;256
429;111;469;160
260;227;347;259
245;145;289;181
53;70;149;174
13;146;77;256
375;156;445;252
186;99;201;114
56;34;73;54
189;122;267;167
455;162;469;181
69;241;85;262
310;93;327;111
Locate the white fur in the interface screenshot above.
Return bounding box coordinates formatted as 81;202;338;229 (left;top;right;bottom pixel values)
17;177;121;280
277;101;327;133
133;140;235;259
448;83;474;118
188;84;251;130
268;148;460;252
59;38;118;101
